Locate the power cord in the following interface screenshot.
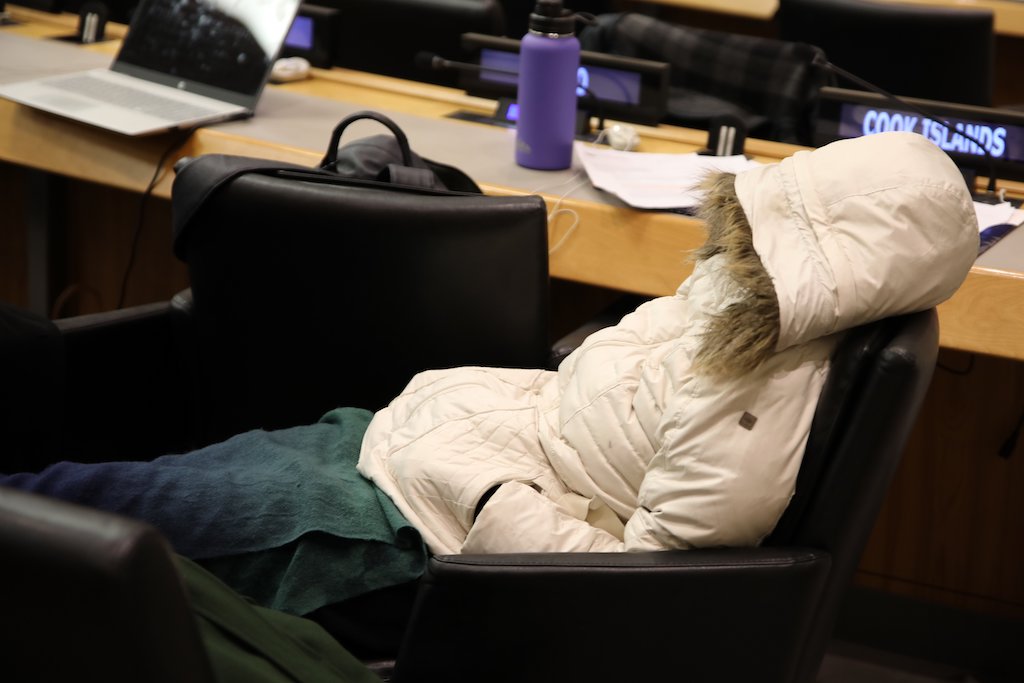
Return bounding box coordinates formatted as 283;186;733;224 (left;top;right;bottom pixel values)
530;128;622;256
116;126;198;309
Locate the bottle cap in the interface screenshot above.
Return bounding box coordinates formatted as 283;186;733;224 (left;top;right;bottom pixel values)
528;0;575;35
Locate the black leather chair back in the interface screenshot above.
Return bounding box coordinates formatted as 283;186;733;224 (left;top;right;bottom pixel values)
313;0;506;87
579;12;834;145
778;0;994;107
172;160;550;448
0;486;216;683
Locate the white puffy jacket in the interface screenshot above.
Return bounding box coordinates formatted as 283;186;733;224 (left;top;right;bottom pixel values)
357;132;979;555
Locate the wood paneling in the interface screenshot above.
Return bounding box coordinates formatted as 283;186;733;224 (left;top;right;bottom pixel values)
858;349;1024;620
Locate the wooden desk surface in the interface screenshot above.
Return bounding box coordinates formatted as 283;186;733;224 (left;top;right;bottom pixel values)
3;7;1024;361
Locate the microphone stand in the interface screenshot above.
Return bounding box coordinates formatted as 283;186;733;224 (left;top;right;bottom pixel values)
415;51;608;141
819;58;1001;200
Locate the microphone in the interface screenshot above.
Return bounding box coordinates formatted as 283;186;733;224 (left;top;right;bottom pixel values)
816;57;1001;199
414;51;519;78
415;50;611;138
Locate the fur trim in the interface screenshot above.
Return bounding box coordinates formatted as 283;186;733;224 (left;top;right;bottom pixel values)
691;173;781;379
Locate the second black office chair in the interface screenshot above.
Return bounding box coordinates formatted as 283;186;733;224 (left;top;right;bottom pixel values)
2;146;552;466
170;154;552;449
579;12;835;145
777;0;995;107
312;0;507;87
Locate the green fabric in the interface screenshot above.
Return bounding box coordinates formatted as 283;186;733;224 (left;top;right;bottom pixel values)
193;407;427;616
179;555;384;683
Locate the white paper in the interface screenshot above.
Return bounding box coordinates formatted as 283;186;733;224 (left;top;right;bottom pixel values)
974;201;1020;232
575;141;764;210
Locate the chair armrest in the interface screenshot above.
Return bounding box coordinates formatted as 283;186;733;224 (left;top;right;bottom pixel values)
548;294;650;368
0;485;215;682
395;547;831;683
54;293;195;463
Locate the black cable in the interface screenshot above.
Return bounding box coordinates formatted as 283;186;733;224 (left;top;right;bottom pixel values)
116;126;198;310
818;57;999;195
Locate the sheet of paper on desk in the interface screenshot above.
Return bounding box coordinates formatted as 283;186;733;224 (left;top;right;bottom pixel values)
575;142;763;210
974;200;1024;257
974;200;1021;232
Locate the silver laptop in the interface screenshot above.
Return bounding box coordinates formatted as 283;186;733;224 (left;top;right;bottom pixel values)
0;0;301;135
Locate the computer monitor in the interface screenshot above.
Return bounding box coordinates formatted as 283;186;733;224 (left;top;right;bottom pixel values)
281;3;337;68
459;32;669;127
815;86;1024;183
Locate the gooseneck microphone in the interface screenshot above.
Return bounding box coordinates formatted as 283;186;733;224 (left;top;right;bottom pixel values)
414;51;519;78
414;50;611;137
816;57;1000;198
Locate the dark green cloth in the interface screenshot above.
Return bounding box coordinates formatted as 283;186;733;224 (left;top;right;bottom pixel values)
5;406;427;617
193;407;428;615
179;555;384;683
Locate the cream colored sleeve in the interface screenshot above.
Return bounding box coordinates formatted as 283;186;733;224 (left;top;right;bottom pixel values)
461;482;624;554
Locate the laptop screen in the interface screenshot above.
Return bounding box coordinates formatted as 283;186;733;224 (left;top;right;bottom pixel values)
113;0;301;106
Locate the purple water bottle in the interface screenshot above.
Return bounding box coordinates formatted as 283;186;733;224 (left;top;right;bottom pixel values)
515;0;580;170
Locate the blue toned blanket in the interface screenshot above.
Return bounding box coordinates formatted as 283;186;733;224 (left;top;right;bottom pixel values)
3;407;426;616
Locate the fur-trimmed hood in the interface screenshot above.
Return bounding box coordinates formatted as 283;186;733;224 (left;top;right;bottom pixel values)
732;131;978;353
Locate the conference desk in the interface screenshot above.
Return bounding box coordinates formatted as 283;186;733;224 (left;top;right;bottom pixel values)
1;7;1022;636
3;8;1024;361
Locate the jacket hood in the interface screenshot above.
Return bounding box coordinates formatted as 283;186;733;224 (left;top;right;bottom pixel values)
733;131;978;351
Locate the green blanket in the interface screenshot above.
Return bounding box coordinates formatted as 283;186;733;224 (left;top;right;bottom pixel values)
193;407;428;615
6;406;427;617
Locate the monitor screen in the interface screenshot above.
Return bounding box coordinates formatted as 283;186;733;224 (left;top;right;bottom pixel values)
460;33;668;126
284;13;314;51
815;87;1024;182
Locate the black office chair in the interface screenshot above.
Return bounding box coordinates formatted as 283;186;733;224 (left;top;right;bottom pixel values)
0;147;551;466
312;0;507;87
579;11;835;145
777;0;995;107
0;486;218;683
170;154;552;449
0;301;940;682
387;308;940;683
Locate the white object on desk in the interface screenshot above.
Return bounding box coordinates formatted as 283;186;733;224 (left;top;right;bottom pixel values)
574;141;762;210
974;200;1020;232
270;57;311;83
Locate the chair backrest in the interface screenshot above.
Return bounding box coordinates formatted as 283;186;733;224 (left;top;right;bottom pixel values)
777;0;994;107
171;157;551;448
579;12;835;145
312;0;506;87
767;308;939;683
0;486;216;683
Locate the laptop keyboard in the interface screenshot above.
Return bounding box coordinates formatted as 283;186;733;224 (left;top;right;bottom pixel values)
50;73;219;121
